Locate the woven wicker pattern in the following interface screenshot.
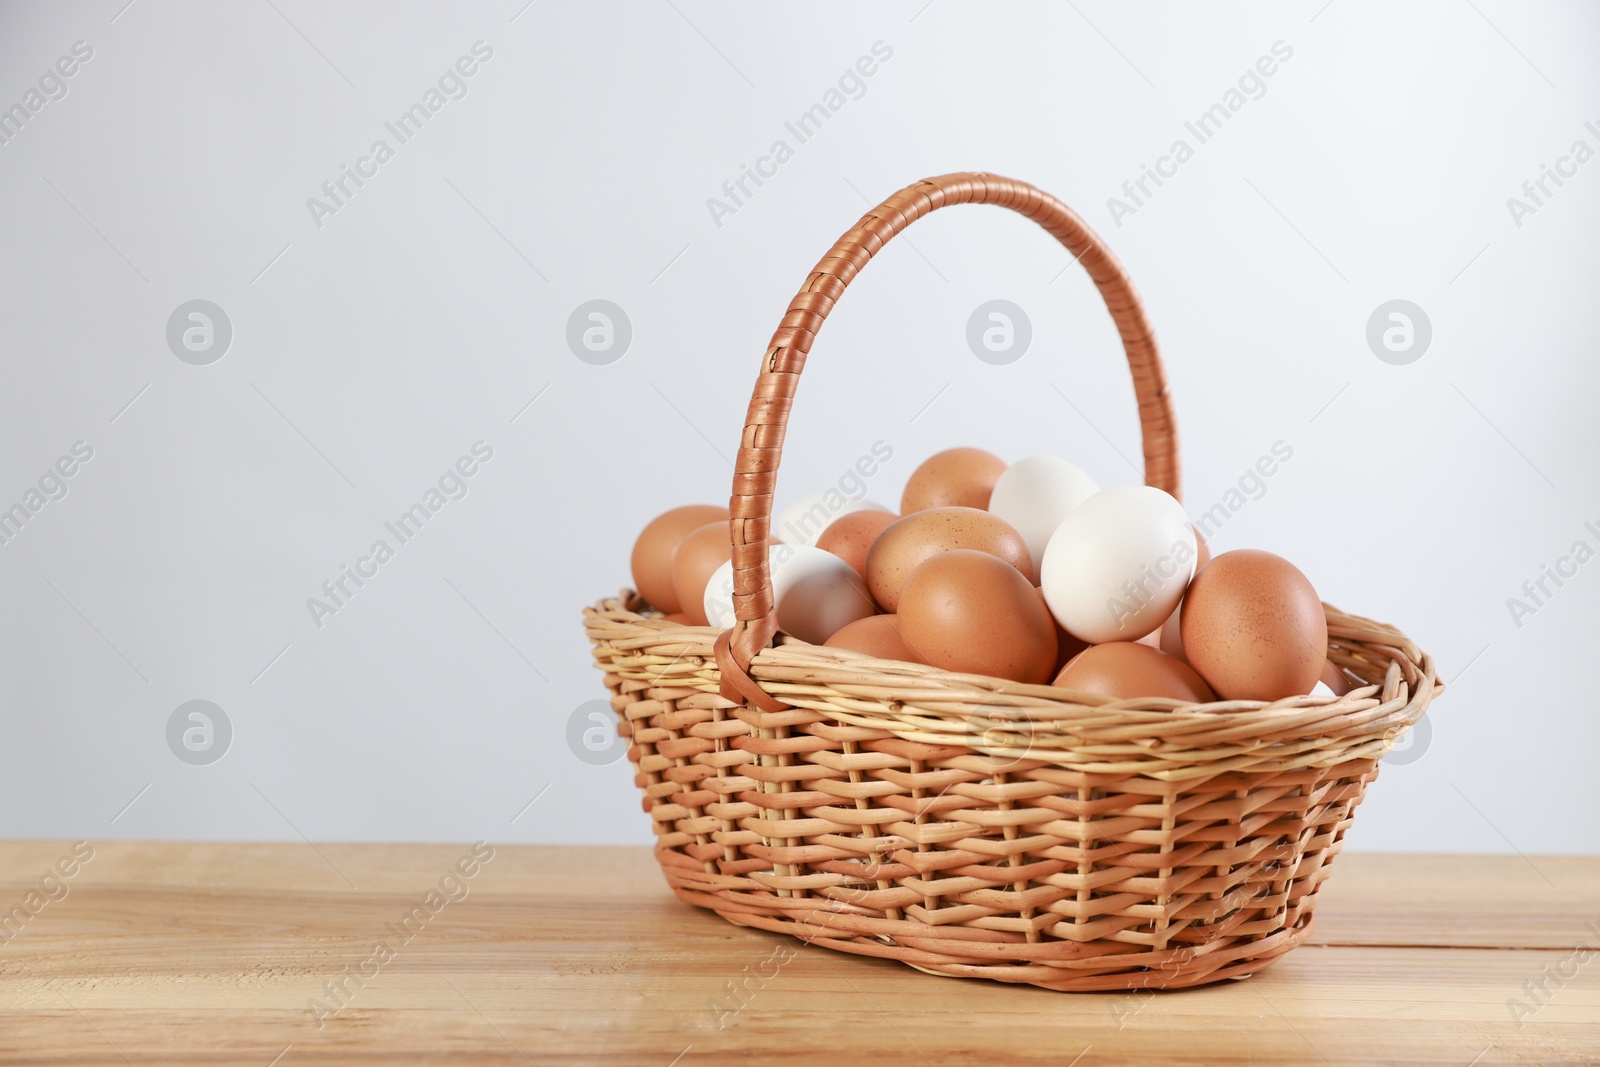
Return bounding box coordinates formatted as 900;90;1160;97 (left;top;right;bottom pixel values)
583;173;1441;991
585;596;1435;990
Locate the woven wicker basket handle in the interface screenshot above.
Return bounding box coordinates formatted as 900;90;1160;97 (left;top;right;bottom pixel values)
715;172;1179;710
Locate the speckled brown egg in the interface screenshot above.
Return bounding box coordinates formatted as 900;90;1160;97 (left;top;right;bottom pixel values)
815;509;899;579
630;504;728;614
898;550;1056;684
901;447;1008;513
865;507;1032;613
1052;641;1215;702
823;614;925;664
1180;549;1327;701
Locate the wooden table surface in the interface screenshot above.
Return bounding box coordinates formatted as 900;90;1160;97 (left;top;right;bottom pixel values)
1;843;1597;1066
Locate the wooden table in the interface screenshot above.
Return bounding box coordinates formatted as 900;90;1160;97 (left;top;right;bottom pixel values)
1;843;1596;1065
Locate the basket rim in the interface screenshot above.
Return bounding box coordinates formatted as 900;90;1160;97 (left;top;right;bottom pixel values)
585;589;1440;779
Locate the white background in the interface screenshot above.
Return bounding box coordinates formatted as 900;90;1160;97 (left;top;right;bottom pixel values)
2;0;1596;855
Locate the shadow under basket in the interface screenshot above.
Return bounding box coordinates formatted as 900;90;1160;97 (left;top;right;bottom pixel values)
582;173;1441;993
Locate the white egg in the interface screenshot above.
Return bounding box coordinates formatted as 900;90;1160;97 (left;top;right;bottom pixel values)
987;456;1100;582
774;494;889;548
1039;485;1197;644
703;544;877;644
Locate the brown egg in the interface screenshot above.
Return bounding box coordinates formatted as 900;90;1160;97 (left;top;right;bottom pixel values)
662;612;693;625
815;509;899;579
865;507;1032;613
823;614;924;663
1038;586;1089;674
1180;549;1328;702
670;522;733;626
1052;642;1215;702
901;447;1008;513
899;550;1056;684
630;504;728;613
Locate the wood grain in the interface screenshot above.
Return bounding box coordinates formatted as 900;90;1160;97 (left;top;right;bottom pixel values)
1;844;1596;1065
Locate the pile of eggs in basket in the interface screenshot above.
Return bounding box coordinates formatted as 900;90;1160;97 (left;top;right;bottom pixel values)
629;448;1348;703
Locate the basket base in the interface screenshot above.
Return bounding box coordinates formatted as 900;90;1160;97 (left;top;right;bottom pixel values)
668;875;1317;993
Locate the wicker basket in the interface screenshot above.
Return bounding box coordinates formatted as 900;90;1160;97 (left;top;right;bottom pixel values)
583;172;1440;992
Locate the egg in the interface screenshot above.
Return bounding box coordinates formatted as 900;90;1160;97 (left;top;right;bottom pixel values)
901;447;1008;513
988;456;1101;582
865;507;1032;613
631;504;729;613
670;521;733;626
1039;486;1196;643
703;544;877;645
1052;642;1215;703
815;508;899;579
775;494;889;548
898;550;1057;684
1180;549;1328;702
823;614;925;664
